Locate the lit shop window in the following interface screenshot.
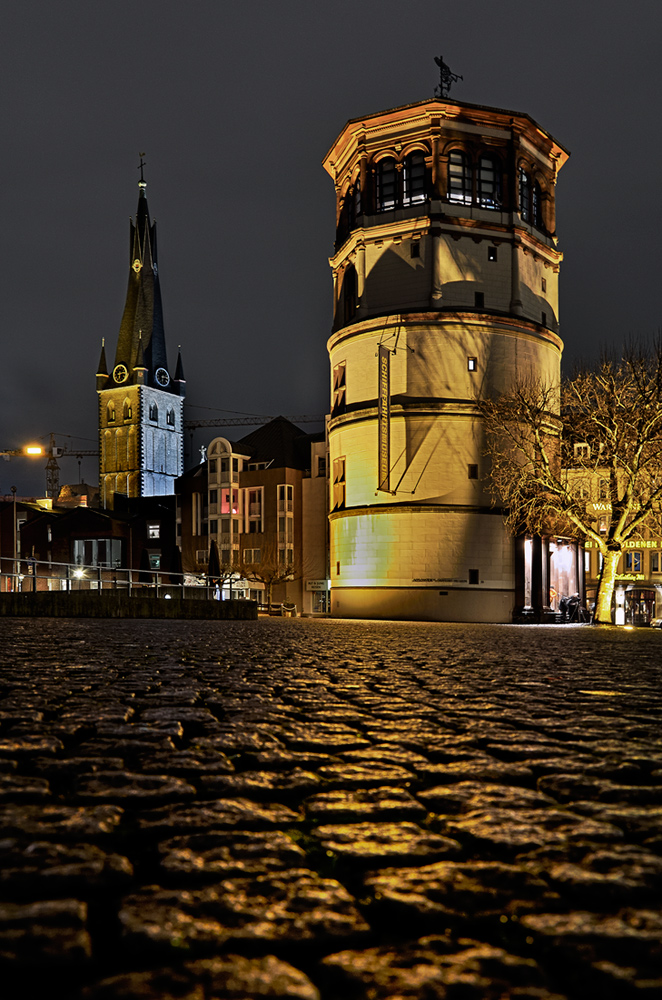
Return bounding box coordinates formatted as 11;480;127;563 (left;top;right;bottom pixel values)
624;552;642;573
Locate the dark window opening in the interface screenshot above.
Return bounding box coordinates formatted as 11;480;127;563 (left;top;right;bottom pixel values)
448;150;473;205
411;241;420;258
475;291;485;309
519;166;531;222
403;152;426;205
533;180;543;229
468;569;479;585
488;246;497;262
478;155;502;209
343;265;357;324
376;159;397;211
468;464;479;480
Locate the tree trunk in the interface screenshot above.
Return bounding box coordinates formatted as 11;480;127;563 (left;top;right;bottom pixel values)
594;548;620;624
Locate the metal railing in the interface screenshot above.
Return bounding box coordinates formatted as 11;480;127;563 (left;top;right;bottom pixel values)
0;556;253;601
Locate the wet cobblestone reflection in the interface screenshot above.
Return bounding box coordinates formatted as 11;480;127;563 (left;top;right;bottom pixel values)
0;617;661;998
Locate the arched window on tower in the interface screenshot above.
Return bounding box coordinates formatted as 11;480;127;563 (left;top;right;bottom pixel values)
519;166;532;222
107;401;116;423
376;159;397;211
149;401;158;422
123;399;132;421
349;178;362;226
532;180;543;230
403;153;426;205
343;264;357;324
478;155;502;209
448;150;473;205
166;408;175;427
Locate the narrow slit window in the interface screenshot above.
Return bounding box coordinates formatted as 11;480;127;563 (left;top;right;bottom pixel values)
467;357;477;372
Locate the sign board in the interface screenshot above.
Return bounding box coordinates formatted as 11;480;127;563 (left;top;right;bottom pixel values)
306;579;330;591
377;344;390;492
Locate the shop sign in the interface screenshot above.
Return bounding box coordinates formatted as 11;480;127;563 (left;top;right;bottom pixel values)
306;579;330;591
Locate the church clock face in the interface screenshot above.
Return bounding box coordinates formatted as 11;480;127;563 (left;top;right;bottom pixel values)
155;367;170;387
113;364;128;383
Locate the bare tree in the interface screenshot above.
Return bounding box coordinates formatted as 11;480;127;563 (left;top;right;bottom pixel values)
479;347;662;624
240;541;300;609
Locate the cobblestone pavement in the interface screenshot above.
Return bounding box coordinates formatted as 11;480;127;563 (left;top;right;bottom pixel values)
1;617;661;1000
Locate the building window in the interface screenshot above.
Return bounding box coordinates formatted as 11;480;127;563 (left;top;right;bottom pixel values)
221;488;239;514
149;554;161;570
123;399;132;420
317;456;327;478
475;292;484;309
107;402;116;423
244;548;261;564
468;464;479;479
166;408;175;426
488;246;497;262
333;457;346;511
149;402;158;421
147;522;160;540
410;241;420;259
448;150;472;205
209;458;217;476
468;569;479;585
402;152;426;205
343;264;357;323
574;443;591;461
598;479;609;500
519;166;531;222
278;484;294;513
478;155;501;209
541;276;547;292
196;549;209;564
625;552;642;573
209;489;218;505
332;361;346;416
533;180;543;229
584;550;591;574
468;357;477;372
652;552;660;573
209;519;218;535
598;516;609;535
376;158;397;211
542;311;547;326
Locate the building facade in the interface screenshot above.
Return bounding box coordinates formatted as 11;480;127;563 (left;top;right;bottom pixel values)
323;97;569;621
97;176;185;509
176;418;328;613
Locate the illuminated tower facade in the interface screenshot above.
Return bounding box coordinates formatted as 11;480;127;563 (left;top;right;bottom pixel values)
97;176;185;509
324;97;569;621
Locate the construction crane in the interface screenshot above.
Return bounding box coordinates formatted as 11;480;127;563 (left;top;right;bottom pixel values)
183;414;326;430
42;434;99;499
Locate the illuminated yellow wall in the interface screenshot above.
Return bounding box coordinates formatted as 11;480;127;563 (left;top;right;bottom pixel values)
323;96;568;621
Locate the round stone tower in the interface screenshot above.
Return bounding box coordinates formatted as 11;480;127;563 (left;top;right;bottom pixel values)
323;97;569;622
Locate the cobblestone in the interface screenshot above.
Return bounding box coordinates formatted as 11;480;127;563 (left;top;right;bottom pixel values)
0;617;661;998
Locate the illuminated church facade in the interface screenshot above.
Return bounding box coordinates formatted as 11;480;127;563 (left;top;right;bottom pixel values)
96;177;185;509
324;96;570;621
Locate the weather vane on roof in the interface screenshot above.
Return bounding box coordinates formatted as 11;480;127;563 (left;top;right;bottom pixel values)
138;152;146;183
434;55;462;98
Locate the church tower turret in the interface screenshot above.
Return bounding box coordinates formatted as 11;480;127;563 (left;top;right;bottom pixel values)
97;165;185;509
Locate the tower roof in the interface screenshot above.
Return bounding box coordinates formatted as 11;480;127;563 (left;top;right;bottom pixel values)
100;175;179;394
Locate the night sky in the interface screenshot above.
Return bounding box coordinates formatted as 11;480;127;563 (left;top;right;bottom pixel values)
3;1;660;496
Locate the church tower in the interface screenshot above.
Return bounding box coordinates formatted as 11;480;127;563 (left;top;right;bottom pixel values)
323;91;569;622
97;170;185;509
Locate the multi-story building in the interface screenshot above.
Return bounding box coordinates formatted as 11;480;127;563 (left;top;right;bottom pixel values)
323;95;571;621
96;172;185;509
176;418;328;613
